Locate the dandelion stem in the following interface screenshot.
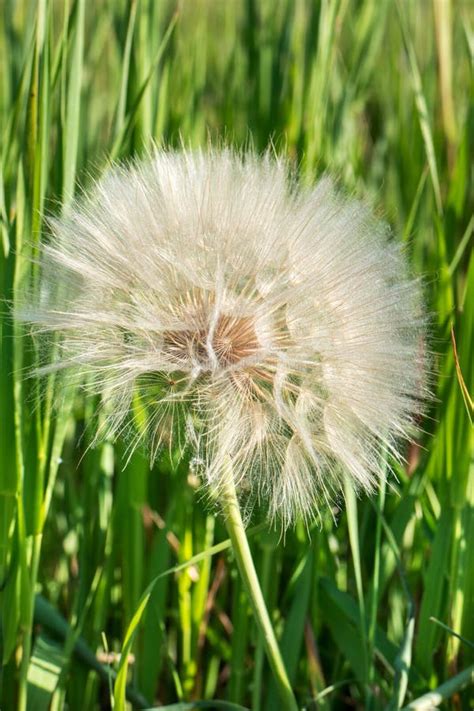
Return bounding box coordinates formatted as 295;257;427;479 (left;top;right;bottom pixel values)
221;471;298;711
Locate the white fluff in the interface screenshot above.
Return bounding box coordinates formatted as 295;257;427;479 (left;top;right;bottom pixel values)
24;149;426;527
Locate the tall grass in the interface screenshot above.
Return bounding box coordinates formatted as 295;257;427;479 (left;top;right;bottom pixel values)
0;0;472;709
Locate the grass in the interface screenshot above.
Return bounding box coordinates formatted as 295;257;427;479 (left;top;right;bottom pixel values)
0;0;473;709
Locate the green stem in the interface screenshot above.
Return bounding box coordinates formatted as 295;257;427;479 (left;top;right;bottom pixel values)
18;532;43;711
221;475;298;711
368;473;386;693
251;542;273;710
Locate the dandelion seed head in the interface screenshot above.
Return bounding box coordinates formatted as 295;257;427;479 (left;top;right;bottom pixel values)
24;148;427;528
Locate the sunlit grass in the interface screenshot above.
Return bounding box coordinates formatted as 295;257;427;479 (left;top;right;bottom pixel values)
0;1;473;709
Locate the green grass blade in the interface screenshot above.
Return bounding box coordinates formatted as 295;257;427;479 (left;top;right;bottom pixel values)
62;0;84;203
397;1;443;216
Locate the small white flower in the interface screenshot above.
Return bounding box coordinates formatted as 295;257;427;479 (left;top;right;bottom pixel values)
24;148;426;528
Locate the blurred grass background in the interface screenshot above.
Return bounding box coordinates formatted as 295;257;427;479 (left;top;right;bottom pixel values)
0;0;473;709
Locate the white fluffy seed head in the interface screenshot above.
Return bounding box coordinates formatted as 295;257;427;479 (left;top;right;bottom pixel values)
23;148;427;528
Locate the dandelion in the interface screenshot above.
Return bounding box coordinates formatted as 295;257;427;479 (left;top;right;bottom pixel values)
23;148;425;710
26;148;425;526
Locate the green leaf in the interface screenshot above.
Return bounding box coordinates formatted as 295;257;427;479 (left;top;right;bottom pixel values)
145;703;249;711
265;551;313;710
62;0;85;202
26;634;65;711
415;507;453;675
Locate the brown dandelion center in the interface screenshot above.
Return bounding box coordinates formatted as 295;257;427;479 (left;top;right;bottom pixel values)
163;314;260;370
